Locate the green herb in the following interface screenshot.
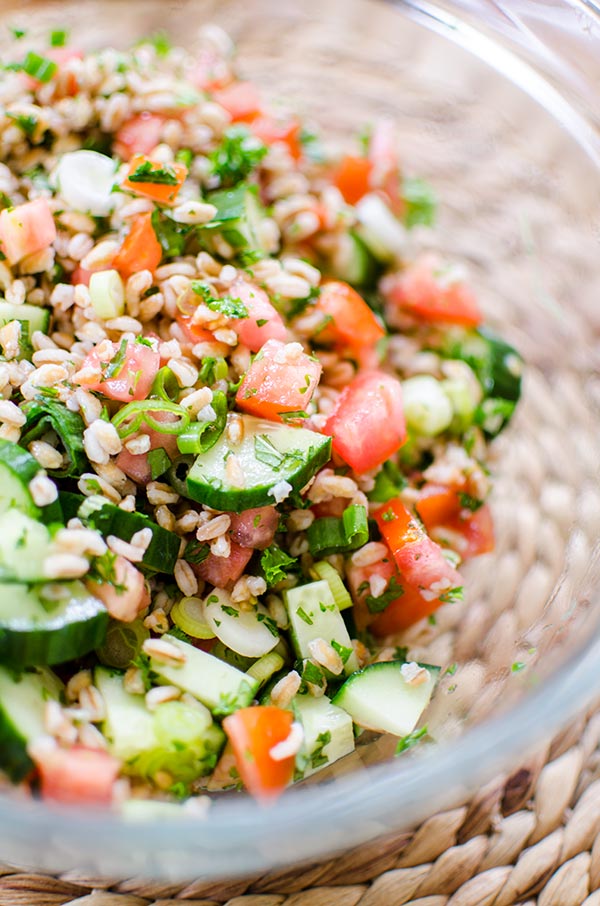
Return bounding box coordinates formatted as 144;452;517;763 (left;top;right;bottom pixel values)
446;662;457;676
458;491;484;512
394;646;409;662
10;27;27;39
260;544;297;587
331;640;352;664
381;507;397;522
438;586;463;604
88;550;126;594
169;780;189;800
208;126;267;188
368;460;407;504
151;209;191;259
222;605;240;619
299;127;326;163
287;285;320;320
22;51;58;83
402;177;437;229
50;29;69;47
302;660;325;687
175;148;193;168
310;730;331;769
128;160;179;186
427;613;437;625
254;434;285;469
296;607;314;626
365;576;404;614
182;538;210;565
256;612;279;638
357;123;372;154
511;661;525;673
142;30;172;57
256;318;268;327
191;281;248;319
279;410;308;423
7;112;38;138
132;653;157;692
239;248;264;267
103;338;128;380
147;447;171;480
395;725;428;755
167;625;193;643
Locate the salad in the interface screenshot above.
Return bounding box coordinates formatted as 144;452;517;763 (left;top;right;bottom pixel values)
0;25;522;808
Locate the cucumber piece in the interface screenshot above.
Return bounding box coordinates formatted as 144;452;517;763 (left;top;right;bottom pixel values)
332;660;440;736
0;301;50;360
0;509;51;582
204;587;279;658
294;693;355;778
0;581;108;667
148;634;259;716
283;580;359;676
0;438;41;518
355;193;408;263
96;667;225;783
0;666;62;781
78;494;179;574
204;184;266;253
328;231;379;287
185;414;332;512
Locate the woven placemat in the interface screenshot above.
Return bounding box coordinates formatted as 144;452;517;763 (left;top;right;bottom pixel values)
2;704;600;906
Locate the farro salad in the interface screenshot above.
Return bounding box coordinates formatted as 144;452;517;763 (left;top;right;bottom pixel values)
0;25;522;809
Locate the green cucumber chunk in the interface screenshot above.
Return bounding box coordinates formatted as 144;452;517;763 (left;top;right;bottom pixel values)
0;301;50;360
0;438;41;517
332;660;440;736
78;494;179;574
204;184;266;253
185;414;332;512
284;579;359;677
0;509;51;582
148;634;259;716
0;666;62;781
0;581;108;667
293;693;355;778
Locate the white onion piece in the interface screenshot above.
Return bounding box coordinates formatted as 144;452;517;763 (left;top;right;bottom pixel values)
89;269;125;319
54;150;117;217
204;587;279;658
355;192;408;262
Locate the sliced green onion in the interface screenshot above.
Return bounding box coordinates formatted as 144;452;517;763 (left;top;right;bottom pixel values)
22;50;57;83
198;356;229;385
50;29;69;47
151;366;180;403
112;399;190;439
246;651;285;688
307;505;369;558
89;269;125;320
310;561;352;611
20;399;87;478
171;596;215;640
176;391;227;455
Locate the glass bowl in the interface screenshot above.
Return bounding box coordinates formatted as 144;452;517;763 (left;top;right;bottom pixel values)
1;0;600;881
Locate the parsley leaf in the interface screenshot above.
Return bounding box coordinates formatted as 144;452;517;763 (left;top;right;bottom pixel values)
260;544;298;587
7;112;37;138
209;126;268;188
128;160;179;185
458;491;484;512
438;586;463;604
191;281;248;319
182;538;210;565
402;177;437;229
395;725;428;755
365;575;404;614
310;730;331;769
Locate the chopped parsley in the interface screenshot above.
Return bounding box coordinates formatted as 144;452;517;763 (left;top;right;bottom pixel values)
10;27;27;40
331;640;353;664
191;281;248;319
131;653;157;693
368;460;407;504
141;30;172;57
296;607;314;626
128;160;179;186
395;725;428;756
222;605;240;619
88;550;126;594
103;338;128;380
402;176;437;229
511;661;526;673
7;112;38;138
458;491;484;513
254;434;304;472
438;586;463;604
365;576;404;614
310;730;331;769
209;126;267;188
260;544;298;587
182;538;210;565
256;612;279;638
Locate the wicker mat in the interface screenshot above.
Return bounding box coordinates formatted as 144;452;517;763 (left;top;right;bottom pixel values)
2;705;600;906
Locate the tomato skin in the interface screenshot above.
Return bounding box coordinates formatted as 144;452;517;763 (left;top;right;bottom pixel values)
112;213;163;280
333;154;373;205
75;340;160;402
251;116;302;160
114;113;165;160
34;746;120;806
236;337;321;422
213;81;262;121
381;256;482;327
195;542;253;588
229;507;279;550
229;279;288;353
416;485;495;559
223;706;295;801
323;370;406;473
123;154;187;205
315;281;385;350
0;199;56;265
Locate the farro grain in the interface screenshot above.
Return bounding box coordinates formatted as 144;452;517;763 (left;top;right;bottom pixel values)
210;534;231;558
145;686;181;711
43;552;89;579
29;473;58;507
142;637;187;666
174;559;199;596
351;541;389;568
147;481;180;506
196;513;231;541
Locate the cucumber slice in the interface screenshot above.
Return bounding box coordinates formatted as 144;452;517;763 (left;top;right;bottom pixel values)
185;414;332;512
0;509;51;582
204;587;279;658
204;183;266;253
293;693;355;778
284;580;359;676
328;231;379;287
0;581;108;667
148;634;259;717
78;494;179;574
0;666;62;781
0;301;50;360
332;660;440;736
0;438;41;518
355;193;409;263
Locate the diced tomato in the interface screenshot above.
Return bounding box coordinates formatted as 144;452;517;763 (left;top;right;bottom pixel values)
75;339;160;402
333;155;373;205
115;448;152;485
229;279;287;353
375;497;463;601
114;113;166;161
315;281;385;350
346;555;396;631
213;81;262;122
175;317;217;346
381;255;482;327
112;213;163;280
34;746;120;806
223;706;295;801
123;154;188;205
71;266;93;286
323;370;406;473
0;199;56;265
195;542;253;587
416;484;494;559
87;556;149;622
236;337;321;422
251;116;302;160
229;507;279;550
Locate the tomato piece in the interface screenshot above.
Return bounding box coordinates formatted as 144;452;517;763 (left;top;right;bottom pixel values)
223;706;295;801
213;81;262;122
415;484;461;529
236;338;322;422
333;154;373;205
375;497;463;600
112;213;163;280
87;556;149;622
370;581;442;636
229;279;287;352
75;339;160;402
416;485;494;559
115;448;152;485
0;199;56;265
114;113;165;160
34;746;120;806
175;316;217;346
123;154;188;205
323;370;406;473
381;256;482;327
315;281;385;350
195;542;253;588
229;507;279;550
251;116;302;160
